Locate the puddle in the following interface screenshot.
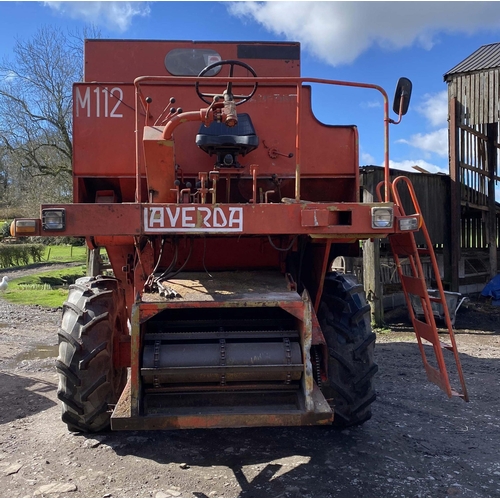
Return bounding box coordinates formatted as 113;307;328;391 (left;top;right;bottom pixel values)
16;344;59;362
0;323;8;329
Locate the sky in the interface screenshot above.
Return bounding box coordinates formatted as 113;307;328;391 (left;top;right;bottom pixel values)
1;0;500;199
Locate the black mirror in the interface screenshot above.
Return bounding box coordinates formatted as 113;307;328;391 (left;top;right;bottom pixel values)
393;77;412;116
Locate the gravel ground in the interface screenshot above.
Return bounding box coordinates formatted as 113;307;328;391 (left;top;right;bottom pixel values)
0;269;500;498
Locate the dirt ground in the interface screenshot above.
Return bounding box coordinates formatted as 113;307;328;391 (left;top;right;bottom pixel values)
1;267;500;498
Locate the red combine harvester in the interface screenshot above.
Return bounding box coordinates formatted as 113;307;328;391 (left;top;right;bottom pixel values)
11;40;468;432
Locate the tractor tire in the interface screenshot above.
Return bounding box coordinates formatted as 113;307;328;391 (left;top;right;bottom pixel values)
56;276;128;433
317;272;378;427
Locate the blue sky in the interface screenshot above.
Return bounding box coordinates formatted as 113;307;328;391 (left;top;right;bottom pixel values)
1;1;500;198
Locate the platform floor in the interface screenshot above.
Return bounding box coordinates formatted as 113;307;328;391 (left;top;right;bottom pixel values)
142;271;298;303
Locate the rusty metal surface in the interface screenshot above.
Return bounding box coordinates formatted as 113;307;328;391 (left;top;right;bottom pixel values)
142;271;293;303
130;303;142;417
111;383;332;431
299;290;314;412
25;202;396;239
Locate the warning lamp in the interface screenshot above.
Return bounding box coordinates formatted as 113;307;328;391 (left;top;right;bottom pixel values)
399;217;419;231
11;219;37;236
371;207;393;229
42;209;66;231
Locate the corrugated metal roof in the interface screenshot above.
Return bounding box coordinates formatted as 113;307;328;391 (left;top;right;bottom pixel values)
444;42;500;80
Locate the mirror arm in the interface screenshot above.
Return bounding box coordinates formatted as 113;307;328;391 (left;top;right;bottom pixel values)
389;94;405;125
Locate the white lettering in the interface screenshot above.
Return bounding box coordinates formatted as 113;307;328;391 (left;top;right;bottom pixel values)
102;87;109;117
197;207;212;227
182;207;195;227
145;206;244;233
149;207;164;228
228;207;243;230
110;87;124;118
165;207;180;226
93;88;100;117
74;86;123;118
213;207;227;227
76;87;91;118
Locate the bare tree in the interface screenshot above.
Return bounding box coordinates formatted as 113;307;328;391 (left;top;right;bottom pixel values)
0;25;99;215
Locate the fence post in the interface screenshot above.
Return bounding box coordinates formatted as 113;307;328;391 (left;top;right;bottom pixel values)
362;187;384;325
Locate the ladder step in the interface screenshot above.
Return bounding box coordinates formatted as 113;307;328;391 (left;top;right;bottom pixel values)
439;341;453;351
401;275;427;297
386;178;468;403
388;233;415;256
428;296;442;303
414;318;437;344
454;392;468;400
423;363;451;396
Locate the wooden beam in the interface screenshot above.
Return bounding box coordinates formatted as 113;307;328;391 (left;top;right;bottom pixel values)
487;122;498;278
449;97;461;291
361;187;383;325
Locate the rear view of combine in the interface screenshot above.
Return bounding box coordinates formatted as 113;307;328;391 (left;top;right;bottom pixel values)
11;40;468;432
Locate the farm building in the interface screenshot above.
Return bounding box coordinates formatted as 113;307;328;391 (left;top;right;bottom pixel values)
356;44;500;323
444;42;500;290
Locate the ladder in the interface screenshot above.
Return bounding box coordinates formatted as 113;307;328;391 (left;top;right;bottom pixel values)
378;176;468;401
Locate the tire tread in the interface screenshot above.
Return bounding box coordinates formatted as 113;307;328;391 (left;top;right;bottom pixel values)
57;277;127;433
318;271;377;428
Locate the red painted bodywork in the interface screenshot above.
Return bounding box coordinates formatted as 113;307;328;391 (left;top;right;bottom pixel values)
12;40;410;428
15;39;403;321
10;41;469;428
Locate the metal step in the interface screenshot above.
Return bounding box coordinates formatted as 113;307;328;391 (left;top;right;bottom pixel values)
384;176;468;402
111;380;333;431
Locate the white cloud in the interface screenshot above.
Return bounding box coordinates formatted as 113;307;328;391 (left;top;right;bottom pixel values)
44;2;150;32
397;128;448;157
360;152;375;165
417;91;448;127
361;100;382;109
389;159;447;175
228;2;500;66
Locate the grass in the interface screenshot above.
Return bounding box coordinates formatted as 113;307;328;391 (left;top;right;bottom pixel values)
0;245;90;308
0;245;114;308
2;266;87;308
42;245;87;264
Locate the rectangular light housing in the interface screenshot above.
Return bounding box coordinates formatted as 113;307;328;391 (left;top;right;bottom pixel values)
42;209;66;231
371;207;393;229
399;217;419;231
14;219;37;235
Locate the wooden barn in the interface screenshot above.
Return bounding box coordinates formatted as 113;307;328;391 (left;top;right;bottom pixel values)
444;42;500;290
358;166;496;323
351;44;500;324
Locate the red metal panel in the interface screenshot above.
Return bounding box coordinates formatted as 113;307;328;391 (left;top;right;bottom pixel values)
73;84;136;177
84;40;300;82
73;83;358;184
35;202;393;237
39;203;142;236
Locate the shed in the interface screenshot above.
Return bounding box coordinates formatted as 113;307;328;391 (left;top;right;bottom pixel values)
444;42;500;290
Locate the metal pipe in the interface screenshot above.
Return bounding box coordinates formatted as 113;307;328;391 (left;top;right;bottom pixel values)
295;83;301;202
134;86;142;203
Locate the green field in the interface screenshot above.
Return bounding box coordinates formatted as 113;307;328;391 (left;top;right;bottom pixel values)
2;266;87;308
0;244;90;308
42;244;87;263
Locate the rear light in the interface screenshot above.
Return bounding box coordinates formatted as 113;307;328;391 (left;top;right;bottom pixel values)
399;217;419;231
42;209;66;231
371;207;393;228
12;219;37;235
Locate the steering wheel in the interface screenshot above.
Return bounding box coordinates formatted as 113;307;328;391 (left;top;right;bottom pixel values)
195;60;258;106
